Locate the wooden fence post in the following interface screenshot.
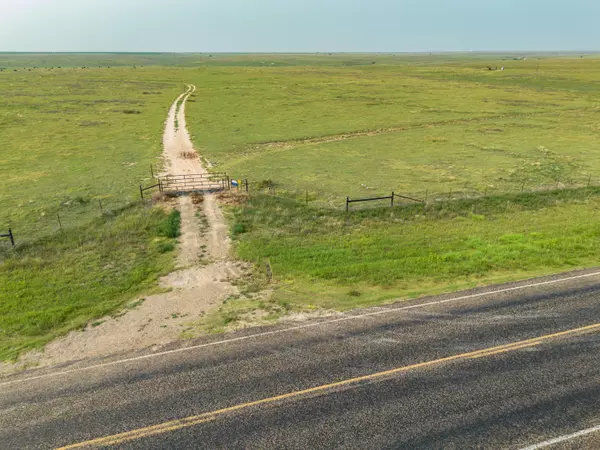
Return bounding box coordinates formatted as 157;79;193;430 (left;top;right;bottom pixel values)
245;179;249;193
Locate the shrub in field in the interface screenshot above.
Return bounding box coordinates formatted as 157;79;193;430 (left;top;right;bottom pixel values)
255;179;276;189
156;210;181;238
232;223;247;235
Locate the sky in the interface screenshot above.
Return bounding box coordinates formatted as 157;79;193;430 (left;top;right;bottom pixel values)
0;0;599;53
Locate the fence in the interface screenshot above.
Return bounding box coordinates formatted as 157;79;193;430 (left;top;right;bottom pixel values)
0;195;142;251
0;229;15;248
140;182;162;200
5;172;599;250
242;178;600;213
345;192;424;211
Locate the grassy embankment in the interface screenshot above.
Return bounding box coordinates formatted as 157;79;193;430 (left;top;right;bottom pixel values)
0;64;186;360
183;56;600;328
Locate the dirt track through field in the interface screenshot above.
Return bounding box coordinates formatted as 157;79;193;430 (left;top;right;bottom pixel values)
5;86;243;370
250;109;567;152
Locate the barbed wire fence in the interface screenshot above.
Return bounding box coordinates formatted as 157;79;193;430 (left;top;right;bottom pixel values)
3;173;599;252
242;175;600;211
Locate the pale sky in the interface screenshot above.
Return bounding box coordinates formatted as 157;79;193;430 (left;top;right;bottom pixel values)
0;0;599;53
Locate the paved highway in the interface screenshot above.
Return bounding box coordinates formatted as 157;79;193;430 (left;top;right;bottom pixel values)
2;270;600;449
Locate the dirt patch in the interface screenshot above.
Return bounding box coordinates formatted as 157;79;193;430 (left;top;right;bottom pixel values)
216;191;250;206
191;192;204;205
179;151;198;160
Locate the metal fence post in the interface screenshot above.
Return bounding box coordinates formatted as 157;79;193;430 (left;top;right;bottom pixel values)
346;197;349;212
245;179;249;193
140;185;144;200
391;192;394;207
8;228;14;247
57;213;63;233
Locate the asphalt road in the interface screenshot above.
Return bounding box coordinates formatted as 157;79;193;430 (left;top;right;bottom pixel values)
2;269;600;449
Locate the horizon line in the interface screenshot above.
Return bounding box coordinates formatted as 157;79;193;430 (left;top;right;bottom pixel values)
1;50;600;55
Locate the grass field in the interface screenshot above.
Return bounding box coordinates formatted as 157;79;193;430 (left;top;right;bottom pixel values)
185;57;600;200
181;54;600;326
2;53;600;358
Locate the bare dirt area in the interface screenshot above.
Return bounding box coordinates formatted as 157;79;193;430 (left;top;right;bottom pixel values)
2;85;248;371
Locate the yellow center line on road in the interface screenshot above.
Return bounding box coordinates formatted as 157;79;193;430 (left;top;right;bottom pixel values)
57;322;600;449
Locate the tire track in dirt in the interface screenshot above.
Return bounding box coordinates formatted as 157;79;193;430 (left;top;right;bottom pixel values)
244;109;568;153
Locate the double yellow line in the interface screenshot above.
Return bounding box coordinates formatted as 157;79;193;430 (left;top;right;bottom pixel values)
58;322;600;449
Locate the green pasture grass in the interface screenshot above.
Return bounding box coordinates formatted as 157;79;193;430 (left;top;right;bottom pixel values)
0;204;177;361
227;188;600;313
224;111;598;201
0;66;185;240
185;58;598;174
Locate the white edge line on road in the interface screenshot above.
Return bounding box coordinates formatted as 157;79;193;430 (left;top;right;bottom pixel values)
520;424;600;449
2;270;600;387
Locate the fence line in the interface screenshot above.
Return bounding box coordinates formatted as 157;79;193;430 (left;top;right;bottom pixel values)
242;178;600;212
0;229;15;248
1;196;141;250
4;175;599;250
140;182;162;200
346;193;394;211
345;192;426;211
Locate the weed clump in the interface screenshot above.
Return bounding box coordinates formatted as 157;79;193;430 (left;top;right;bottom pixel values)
232;223;247;236
157;210;181;238
156;240;176;253
256;179;276;189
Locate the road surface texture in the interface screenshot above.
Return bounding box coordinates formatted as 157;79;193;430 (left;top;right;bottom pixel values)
2;269;600;449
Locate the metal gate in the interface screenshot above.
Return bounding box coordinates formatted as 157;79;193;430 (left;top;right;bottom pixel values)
159;172;229;193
